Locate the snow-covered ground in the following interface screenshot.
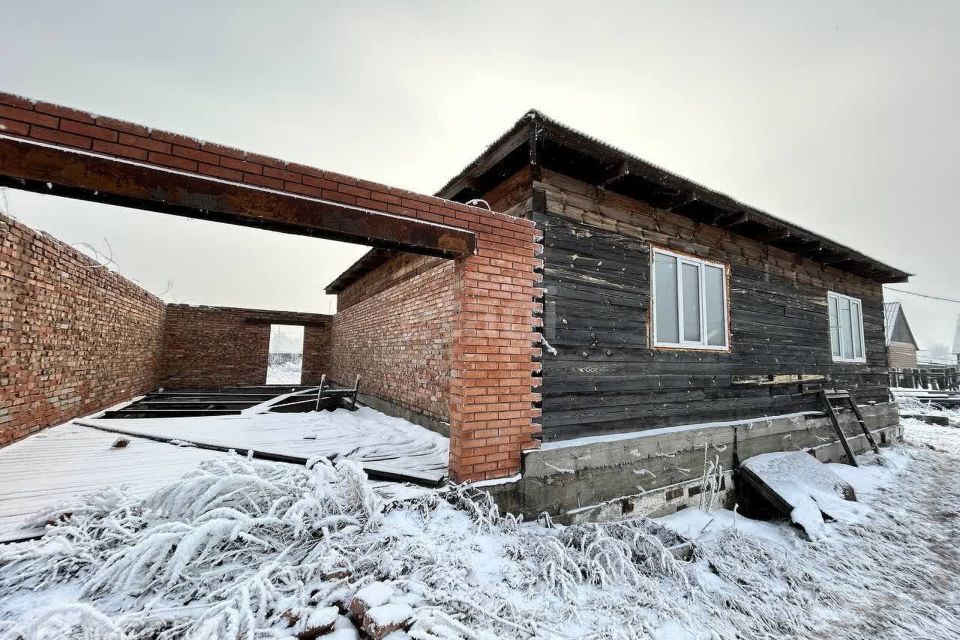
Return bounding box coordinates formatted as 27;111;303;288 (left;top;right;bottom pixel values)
0;406;448;543
2;417;960;638
80;405;449;474
265;359;303;385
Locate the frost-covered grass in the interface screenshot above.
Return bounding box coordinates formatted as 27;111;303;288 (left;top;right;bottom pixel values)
894;391;960;427
2;419;960;639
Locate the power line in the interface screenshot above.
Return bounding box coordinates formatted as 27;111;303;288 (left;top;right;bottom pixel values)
885;286;960;305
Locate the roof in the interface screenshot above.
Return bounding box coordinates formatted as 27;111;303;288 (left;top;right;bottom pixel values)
439;110;909;283
883;302;918;348
953;316;960;354
328;109;910;292
326;248;394;294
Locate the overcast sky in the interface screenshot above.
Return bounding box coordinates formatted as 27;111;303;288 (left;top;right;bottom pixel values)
2;1;958;350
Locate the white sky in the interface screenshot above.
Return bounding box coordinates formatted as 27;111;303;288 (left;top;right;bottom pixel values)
1;1;958;349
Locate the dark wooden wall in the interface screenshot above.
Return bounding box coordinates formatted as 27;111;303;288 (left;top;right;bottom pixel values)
528;170;890;442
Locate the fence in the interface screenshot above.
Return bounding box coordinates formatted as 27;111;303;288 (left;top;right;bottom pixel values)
889;366;960;391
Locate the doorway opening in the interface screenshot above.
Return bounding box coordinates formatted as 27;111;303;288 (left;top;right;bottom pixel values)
266;324;305;384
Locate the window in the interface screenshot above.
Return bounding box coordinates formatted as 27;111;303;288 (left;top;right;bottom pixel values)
652;248;728;349
827;291;865;363
266;324;305;384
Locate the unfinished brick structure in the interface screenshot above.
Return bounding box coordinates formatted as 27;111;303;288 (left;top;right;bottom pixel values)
160;305;332;388
0;212;165;445
0;92;543;482
329;252;455;424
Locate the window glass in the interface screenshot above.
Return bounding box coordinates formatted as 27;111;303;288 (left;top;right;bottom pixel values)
654;252;679;343
829;296;841;357
704;265;726;346
681;262;701;342
652;249;727;349
839;297;854;359
827;291;865;362
851;301;864;359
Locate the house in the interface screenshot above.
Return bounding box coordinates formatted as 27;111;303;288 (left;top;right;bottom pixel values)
953;315;960;365
0;93;909;521
327;110;909;518
883;302;919;368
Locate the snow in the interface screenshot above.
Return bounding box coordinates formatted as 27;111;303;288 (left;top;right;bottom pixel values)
367;602;413;626
0;422;234;542
295;606;338;634
540;411;816;450
354;581;394;608
80;405;449;474
659;506;792;546
3;407;960;637
265;358;303;384
0;405;448;542
741;451;865;539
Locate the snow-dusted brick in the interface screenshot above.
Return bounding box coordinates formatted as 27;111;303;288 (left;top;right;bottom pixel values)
361;603;413;640
293;606;339;639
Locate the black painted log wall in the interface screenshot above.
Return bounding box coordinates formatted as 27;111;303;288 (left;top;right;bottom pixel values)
539;211;889;442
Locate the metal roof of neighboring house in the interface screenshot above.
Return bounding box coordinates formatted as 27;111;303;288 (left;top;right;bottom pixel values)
953;316;960;354
328;109;910;292
883;302;918;348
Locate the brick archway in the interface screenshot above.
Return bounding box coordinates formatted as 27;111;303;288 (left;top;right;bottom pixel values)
0;93;542;481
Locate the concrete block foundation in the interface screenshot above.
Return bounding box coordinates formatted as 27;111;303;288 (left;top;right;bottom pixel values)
484;403;901;523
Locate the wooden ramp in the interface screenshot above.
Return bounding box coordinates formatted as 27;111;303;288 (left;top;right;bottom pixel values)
740;451;858;540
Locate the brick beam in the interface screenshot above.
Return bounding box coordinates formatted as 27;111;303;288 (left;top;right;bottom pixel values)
0;135;475;259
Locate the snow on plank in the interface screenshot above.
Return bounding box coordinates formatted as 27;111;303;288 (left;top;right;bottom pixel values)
740;451;860;540
0;423;230;543
78;405;449;478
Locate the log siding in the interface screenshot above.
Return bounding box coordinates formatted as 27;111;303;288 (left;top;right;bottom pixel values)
532;170;889;441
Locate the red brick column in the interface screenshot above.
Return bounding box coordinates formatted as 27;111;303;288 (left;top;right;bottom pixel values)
450;241;543;481
0;92;542;479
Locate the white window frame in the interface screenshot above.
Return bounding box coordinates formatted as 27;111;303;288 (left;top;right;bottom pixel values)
827;291;867;364
650;247;729;351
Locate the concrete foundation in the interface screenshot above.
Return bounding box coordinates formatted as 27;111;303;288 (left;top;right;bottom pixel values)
485;403;901;523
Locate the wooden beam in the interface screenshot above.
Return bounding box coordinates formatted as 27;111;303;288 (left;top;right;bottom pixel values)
663;192;698;212
797;240;825;257
755;228;792;243
0;135;475;259
598;161;630;190
714;212;750;228
437;122;532;200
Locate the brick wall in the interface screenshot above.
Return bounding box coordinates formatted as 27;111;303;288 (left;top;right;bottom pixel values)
0;211;166;445
0;92;543;481
332;253;455;422
160;305;332;388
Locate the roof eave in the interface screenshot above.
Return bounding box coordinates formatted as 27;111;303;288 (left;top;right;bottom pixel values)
437;109;910;285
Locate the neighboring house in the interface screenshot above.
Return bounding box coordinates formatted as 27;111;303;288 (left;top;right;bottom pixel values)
953;315;960;365
883;302;919;368
327;111;909;518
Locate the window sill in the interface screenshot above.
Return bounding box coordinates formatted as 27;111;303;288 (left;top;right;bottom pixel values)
831;357;867;364
653;342;731;353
